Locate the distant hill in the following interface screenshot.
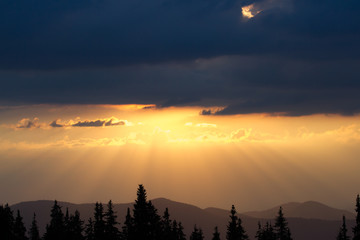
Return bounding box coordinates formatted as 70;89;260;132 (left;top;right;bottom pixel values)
242;201;355;220
11;199;356;240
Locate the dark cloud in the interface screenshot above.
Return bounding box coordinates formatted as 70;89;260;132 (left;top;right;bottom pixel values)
1;0;360;116
72;119;125;127
49;120;63;128
200;110;213;116
1;0;360;70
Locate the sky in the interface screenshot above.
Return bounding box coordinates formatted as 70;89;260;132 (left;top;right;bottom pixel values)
1;0;360;211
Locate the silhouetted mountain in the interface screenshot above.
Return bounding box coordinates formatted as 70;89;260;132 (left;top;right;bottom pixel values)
11;199;356;240
242;201;355;220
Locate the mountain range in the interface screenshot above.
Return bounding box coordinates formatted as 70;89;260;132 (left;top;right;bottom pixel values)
11;198;356;240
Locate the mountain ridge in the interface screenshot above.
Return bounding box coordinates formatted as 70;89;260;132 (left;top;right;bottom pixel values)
10;198;356;240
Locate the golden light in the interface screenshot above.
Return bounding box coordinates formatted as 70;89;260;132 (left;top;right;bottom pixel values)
242;4;261;19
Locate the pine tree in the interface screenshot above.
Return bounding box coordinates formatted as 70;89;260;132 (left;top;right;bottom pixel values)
93;202;106;240
176;222;186;240
132;184;162;240
354;194;360;240
161;208;172;240
29;213;40;240
67;210;84;240
104;200;119;240
212;226;221;240
14;210;28;240
226;205;248;240
85;218;95;240
0;204;15;240
190;225;204;240
256;222;263;240
274;207;292;240
44;200;66;240
256;222;276;240
337;216;350;240
121;208;133;240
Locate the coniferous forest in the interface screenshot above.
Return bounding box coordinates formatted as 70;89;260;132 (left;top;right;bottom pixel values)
1;185;360;240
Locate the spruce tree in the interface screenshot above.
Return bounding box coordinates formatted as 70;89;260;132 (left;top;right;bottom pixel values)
14;210;28;240
190;225;204;240
68;210;84;240
226;205;248;240
256;222;276;240
176;222;186;240
161;208;172;240
354;194;360;240
85;218;95;240
44;200;66;240
121;208;133;240
104;200;119;240
29;213;40;240
93;202;106;240
274;207;292;240
132;184;162;240
337;216;350;240
0;204;15;240
212;226;221;240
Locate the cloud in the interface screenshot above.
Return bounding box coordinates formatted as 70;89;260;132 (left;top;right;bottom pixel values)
1;0;360;116
72;119;125;127
49;120;63;128
9;117;129;129
16;118;42;129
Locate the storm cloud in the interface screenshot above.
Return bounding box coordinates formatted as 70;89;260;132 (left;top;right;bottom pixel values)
1;0;360;115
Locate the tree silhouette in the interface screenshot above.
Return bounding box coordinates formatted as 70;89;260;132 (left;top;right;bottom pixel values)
67;210;84;240
175;221;186;240
161;208;172;240
274;207;292;240
84;218;95;240
354;194;360;240
44;200;66;240
226;205;248;240
190;225;204;240
0;204;15;240
93;202;106;240
337;216;350;240
14;210;28;240
256;222;276;240
29;213;40;240
132;184;162;240
212;226;221;240
121;208;133;240
104;200;120;240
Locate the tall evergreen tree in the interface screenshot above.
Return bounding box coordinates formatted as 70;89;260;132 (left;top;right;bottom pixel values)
190;225;204;240
44;200;66;240
29;213;40;240
337;216;350;240
274;207;292;240
212;226;221;240
256;222;276;240
85;218;95;240
354;194;360;240
132;184;162;240
104;200;119;240
176;222;186;240
14;210;28;240
0;204;15;240
67;210;84;240
93;202;106;240
121;208;133;240
161;208;172;240
226;205;248;240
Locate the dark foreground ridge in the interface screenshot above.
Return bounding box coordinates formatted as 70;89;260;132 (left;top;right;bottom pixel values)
1;185;360;240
